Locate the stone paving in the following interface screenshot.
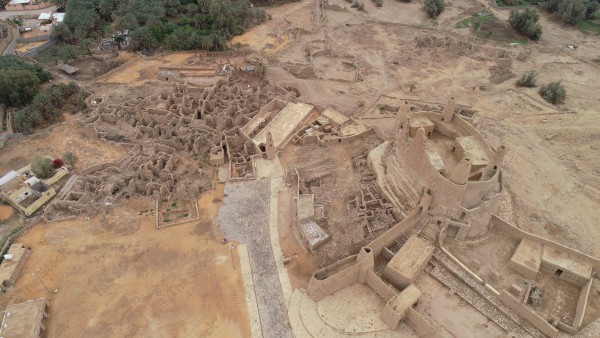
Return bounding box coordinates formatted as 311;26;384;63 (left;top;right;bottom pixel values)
217;179;292;338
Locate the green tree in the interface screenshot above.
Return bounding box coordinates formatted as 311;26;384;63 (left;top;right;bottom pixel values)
58;45;79;62
544;0;588;24
116;0;165;27
79;38;94;56
509;8;543;40
199;35;214;51
425;0;445;18
165;26;201;50
31;157;55;179
208;0;247;38
130;26;160;51
97;0;118;21
0;56;51;82
558;0;586;25
584;0;599;19
0;70;40;107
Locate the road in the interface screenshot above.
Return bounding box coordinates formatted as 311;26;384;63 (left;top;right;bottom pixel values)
0;6;57;19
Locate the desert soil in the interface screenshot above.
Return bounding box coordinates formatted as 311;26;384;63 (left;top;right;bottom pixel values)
1;188;251;337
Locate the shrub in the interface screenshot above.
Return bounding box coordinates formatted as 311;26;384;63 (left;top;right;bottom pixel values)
63;152;78;166
509;8;543;40
425;0;446;18
256;62;268;78
352;0;365;10
374;0;384;6
31;157;55;179
517;70;538;87
539;81;566;104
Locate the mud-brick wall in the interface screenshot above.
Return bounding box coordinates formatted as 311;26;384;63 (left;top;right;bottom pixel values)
499;290;558;337
307;256;359;302
365;270;396;302
405;308;447;338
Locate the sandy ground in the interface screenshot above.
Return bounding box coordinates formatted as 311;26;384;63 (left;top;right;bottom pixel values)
0;205;14;222
2;188;251;337
95;51;242;86
415;272;506;338
0;117;128;174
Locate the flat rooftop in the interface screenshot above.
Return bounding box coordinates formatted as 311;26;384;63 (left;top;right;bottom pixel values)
241;110;271;136
253;102;314;148
387;235;434;280
542;246;593;279
0;244;29;284
510;238;542;271
454;136;489;167
0;298;47;338
297;194;314;222
321;108;349;126
299;220;329;249
409;116;435;130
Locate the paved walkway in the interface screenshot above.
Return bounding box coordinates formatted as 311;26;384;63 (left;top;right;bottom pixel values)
217;178;292;338
238;243;263;338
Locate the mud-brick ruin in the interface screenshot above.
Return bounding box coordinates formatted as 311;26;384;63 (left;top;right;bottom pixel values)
43;76;291;221
297;98;600;338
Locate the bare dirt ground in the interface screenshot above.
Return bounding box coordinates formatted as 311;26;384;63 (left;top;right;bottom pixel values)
0;117;128;174
415;272;506;338
0;205;13;221
2;188;251;337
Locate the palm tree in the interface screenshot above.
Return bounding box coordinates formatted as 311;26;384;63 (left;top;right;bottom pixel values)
200;35;214;51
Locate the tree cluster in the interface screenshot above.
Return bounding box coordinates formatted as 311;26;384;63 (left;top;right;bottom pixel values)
52;0;268;52
13;82;87;134
0;56;52;108
543;0;599;25
508;8;543;40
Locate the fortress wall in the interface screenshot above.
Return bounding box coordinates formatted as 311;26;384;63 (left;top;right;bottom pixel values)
493;216;600;272
463;170;501;208
463;197;501;238
399;140;464;215
307;255;359;301
426;112;494;156
368;208;421;257
499;290;559;337
80;161;122;175
405;308;447;338
366;269;397;302
573;277;593;329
